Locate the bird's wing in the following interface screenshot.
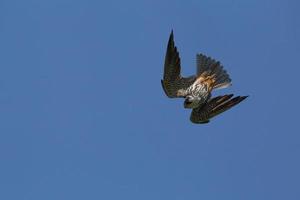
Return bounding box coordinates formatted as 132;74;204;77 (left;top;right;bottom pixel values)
161;31;196;98
190;94;248;124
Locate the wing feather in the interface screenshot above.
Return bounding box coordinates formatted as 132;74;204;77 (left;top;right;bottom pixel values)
161;31;195;98
190;94;248;123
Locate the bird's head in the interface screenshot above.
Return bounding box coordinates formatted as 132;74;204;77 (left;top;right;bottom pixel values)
184;95;200;109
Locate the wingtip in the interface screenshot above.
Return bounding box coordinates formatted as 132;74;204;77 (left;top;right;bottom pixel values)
230;95;248;104
169;30;174;40
167;30;175;48
241;95;249;100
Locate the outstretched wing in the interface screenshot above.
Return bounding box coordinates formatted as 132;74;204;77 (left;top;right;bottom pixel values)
161;31;195;98
190;94;248;124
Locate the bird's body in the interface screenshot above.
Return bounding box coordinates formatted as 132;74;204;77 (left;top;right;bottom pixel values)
161;31;247;123
178;76;212;108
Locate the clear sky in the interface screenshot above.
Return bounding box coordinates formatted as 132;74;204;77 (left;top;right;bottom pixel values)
1;0;300;199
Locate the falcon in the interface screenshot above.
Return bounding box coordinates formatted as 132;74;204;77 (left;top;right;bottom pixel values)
161;31;248;124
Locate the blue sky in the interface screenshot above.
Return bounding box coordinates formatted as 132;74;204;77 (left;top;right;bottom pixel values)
0;0;300;199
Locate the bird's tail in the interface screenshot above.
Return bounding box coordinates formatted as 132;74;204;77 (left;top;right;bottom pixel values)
197;54;231;90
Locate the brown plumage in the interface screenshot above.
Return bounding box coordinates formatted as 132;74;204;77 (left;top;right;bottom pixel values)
161;31;196;98
196;74;217;93
161;30;248;124
190;94;248;123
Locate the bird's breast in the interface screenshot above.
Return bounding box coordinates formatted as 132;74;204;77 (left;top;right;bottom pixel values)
187;83;210;105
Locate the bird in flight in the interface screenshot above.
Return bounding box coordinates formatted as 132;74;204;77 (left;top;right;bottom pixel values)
161;31;248;124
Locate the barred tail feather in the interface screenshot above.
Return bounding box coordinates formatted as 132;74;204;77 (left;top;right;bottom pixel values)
196;54;232;90
213;71;231;90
